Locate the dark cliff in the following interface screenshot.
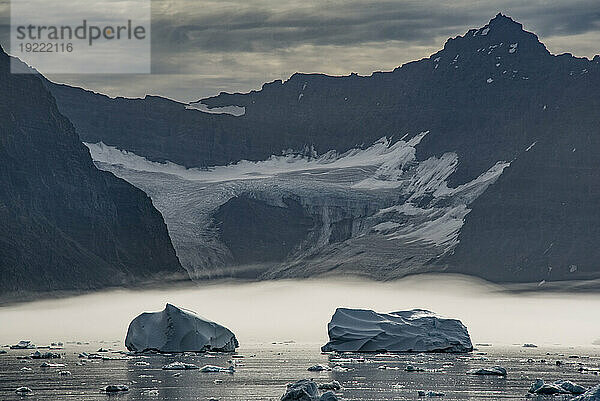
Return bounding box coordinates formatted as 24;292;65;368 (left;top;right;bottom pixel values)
44;14;600;283
0;48;185;298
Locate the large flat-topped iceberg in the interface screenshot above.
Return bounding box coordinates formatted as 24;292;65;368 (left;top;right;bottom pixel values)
125;304;239;353
321;308;472;353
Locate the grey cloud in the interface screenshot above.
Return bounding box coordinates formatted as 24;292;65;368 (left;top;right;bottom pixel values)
1;0;599;101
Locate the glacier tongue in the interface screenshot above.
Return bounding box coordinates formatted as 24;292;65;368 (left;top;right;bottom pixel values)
85;132;509;280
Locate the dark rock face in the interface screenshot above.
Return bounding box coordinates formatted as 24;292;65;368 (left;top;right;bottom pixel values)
212;196;313;265
45;14;600;283
0;48;184;298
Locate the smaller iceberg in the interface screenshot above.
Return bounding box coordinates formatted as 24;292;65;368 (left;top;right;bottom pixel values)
10;340;35;349
529;379;587;395
125;303;239;353
574;385;600;401
280;380;339;401
162;362;199;370
321;308;472;353
200;365;235;373
467;366;507;376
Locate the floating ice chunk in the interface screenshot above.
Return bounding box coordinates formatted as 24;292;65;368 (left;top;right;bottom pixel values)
40;362;65;368
320;391;339;401
280;379;338;401
162;362;199;370
530;379;545;393
104;385;129;393
15;387;32;394
125;303;239;353
573;384;600;400
281;379;319;401
321;308;472;353
467;366;507;376
418;390;445;397
529;379;586;395
555;380;587;395
30;351;61;359
11;340;35;349
308;364;331;372
200;365;235;373
318;381;341;391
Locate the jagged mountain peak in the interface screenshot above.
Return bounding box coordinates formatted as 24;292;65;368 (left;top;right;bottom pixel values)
438;13;549;60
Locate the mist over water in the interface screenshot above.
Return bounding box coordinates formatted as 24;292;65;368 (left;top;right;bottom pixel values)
1;275;599;347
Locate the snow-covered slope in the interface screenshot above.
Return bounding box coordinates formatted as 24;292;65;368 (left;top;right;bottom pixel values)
86;131;508;280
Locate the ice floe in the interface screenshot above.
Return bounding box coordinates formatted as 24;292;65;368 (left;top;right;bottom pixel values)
574;385;600;400
104;385;129;392
200;365;235;373
162;362;199;370
11;340;35;349
466;366;506;376
15;387;32;394
281;379;339;401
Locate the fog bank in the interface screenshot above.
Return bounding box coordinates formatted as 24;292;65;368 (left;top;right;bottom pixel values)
1;275;599;347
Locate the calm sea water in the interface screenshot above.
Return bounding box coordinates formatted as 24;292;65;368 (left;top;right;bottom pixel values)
1;277;600;400
1;343;599;400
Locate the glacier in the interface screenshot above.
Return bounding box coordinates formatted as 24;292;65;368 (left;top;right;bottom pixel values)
85;131;509;280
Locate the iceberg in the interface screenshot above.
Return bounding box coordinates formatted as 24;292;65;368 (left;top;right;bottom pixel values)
200;365;235;373
104;385;129;393
281;380;318;401
467;366;507;376
125;304;239;353
529;379;587;395
280;380;339;401
162;362;199;370
321;308;473;353
15;387;32;394
10;340;35;349
574;385;600;401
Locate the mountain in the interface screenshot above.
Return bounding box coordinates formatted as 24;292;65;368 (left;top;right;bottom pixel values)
0;47;184;299
45;14;600;284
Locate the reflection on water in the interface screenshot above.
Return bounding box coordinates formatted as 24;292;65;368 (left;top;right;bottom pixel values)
0;343;599;400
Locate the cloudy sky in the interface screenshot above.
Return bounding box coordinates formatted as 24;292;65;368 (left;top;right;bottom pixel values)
1;0;599;102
